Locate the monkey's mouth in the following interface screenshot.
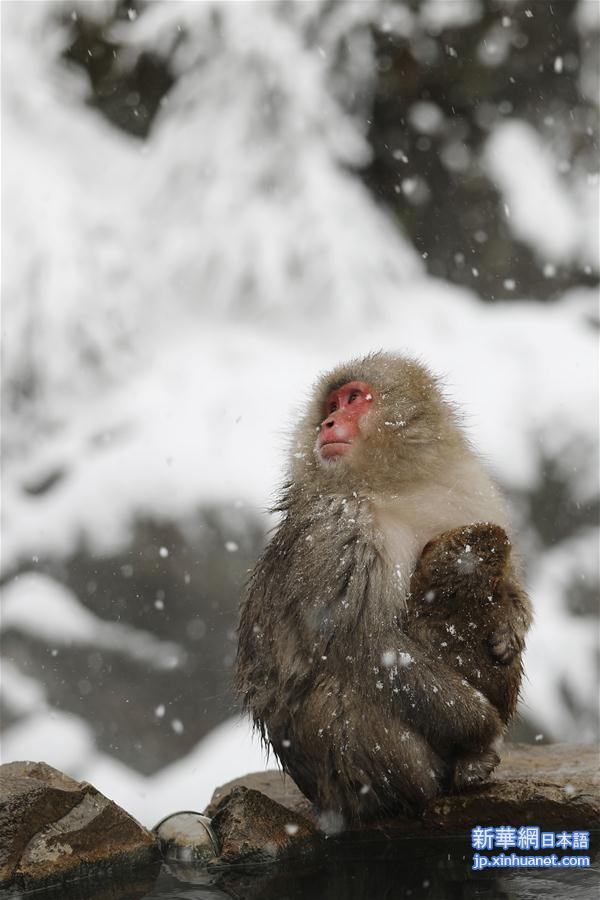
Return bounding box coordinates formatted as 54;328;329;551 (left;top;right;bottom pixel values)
319;441;351;460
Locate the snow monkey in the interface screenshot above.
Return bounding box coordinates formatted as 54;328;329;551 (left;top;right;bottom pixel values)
236;353;532;823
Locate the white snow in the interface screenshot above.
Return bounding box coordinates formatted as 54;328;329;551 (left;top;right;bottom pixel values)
0;660;47;717
485;121;581;263
421;0;482;30
1;710;97;773
1;574;185;670
522;528;600;741
409;101;444;135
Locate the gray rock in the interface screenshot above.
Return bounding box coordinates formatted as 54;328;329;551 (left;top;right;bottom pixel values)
0;761;159;892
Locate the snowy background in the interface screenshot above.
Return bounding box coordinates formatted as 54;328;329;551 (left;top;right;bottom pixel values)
1;0;598;828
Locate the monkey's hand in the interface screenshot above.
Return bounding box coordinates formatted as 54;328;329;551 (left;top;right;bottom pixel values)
411;523;511;606
488;622;522;665
488;576;532;665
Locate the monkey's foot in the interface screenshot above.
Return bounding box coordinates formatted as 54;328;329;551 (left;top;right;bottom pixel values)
451;747;500;792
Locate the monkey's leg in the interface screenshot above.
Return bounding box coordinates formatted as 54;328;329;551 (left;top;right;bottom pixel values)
391;632;509;791
272;675;449;821
451;744;501;791
386;635;504;757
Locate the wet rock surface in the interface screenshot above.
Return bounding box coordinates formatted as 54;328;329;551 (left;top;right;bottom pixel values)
0;761;159;892
206;743;600;842
425;741;600;831
210;786;320;866
1;745;597;894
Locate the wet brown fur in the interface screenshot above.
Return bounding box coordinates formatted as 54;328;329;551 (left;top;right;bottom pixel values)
236;353;532;823
408;523;532;725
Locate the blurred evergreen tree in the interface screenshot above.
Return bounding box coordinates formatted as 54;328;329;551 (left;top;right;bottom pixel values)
63;0;598;303
363;0;598;300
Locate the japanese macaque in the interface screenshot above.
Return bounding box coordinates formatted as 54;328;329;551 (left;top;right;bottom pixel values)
236;353;532;823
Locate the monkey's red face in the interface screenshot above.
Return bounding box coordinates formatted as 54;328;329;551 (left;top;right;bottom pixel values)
316;381;375;461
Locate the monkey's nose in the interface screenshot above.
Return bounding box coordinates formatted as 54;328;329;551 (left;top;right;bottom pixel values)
324;419;335;429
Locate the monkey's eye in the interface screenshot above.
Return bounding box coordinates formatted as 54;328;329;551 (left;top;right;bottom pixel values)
329;402;338;413
348;391;360;404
